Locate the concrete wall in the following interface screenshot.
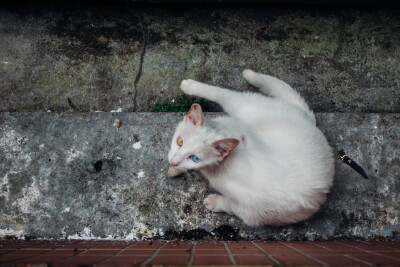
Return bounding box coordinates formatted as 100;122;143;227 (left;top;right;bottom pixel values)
1;3;399;113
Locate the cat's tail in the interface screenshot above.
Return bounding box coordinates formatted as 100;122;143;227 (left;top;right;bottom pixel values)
242;69;315;124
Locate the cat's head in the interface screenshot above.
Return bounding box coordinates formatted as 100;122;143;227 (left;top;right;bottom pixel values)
168;103;239;176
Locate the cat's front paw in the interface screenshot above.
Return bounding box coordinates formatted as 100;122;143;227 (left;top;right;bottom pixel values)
203;194;223;212
180;79;200;95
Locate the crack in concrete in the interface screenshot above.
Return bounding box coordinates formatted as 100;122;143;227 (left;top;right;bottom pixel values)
333;16;345;61
133;20;148;112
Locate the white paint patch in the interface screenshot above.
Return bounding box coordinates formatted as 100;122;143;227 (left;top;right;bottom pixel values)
66;149;84;163
188;186;197;193
110;108;122;113
0;126;33;169
378;184;389;195
63;207;71;213
125;222;164;240
0;127;24;160
132;141;142;150
137;170;145;178
61;227;67;236
0;174;9;200
67;227;114;240
126;222;147;239
177;219;186;228
0;228;25;238
158;228;164;236
389;216;398;225
15;176;45;213
22;154;32;167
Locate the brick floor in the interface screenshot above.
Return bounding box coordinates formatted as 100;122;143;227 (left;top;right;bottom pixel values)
0;240;399;266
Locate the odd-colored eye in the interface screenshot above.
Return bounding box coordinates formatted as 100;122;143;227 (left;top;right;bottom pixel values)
177;136;183;146
191;155;201;163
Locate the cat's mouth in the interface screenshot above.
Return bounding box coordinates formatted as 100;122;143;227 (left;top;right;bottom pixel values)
168;165;185;177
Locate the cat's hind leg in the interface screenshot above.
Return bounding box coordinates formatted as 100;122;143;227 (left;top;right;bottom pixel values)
242;69;315;124
203;194;233;215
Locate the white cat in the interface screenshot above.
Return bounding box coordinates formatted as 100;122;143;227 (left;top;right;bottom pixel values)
168;69;334;226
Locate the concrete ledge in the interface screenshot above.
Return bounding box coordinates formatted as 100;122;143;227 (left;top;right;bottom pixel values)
0;112;399;240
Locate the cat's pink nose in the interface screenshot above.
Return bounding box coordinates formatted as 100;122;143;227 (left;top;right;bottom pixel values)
170;161;178;166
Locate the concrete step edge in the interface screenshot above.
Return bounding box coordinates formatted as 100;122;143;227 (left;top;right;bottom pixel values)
0;112;399;240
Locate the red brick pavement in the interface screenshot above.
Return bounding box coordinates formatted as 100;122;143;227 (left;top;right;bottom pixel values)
0;240;399;266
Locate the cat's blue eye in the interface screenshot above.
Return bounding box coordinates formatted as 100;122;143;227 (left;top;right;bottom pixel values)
191;155;201;163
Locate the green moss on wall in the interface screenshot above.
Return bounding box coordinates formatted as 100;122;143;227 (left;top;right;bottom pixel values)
154;94;205;112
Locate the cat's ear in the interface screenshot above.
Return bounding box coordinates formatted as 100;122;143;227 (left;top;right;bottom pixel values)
212;138;239;158
185;103;204;126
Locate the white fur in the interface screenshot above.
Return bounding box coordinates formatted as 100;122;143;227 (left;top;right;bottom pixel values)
168;69;334;226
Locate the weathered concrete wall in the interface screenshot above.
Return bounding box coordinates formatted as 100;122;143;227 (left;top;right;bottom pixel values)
0;112;399;240
1;4;399;112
